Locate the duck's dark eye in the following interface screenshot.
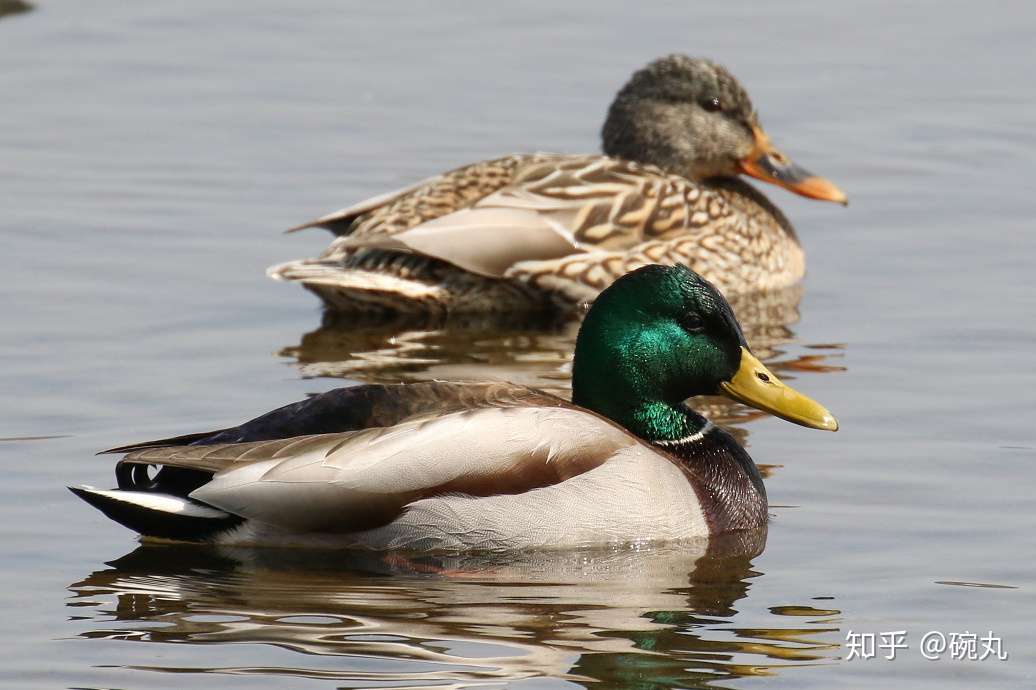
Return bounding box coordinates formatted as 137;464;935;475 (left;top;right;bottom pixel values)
681;313;705;333
703;97;723;113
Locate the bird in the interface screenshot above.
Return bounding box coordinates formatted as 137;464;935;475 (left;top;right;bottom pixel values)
71;264;837;551
269;55;846;315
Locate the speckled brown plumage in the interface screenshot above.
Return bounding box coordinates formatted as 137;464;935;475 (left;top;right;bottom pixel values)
272;155;804;313
270;55;839;314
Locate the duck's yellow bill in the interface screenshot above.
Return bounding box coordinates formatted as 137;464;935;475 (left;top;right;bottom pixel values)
719;347;839;431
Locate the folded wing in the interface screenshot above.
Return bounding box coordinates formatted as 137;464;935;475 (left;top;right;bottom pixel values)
118;405;638;534
294;155;711;280
105;381;562;453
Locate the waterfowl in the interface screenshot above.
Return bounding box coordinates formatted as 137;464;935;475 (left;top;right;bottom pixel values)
277;283;808;400
269;55;846;315
71;265;837;551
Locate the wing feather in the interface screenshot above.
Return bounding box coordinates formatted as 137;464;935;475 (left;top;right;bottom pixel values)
187;406;638;533
312;156;709;277
104;381;562;454
284;174;445;234
338;207;586;278
120;434;339;474
287;154;559;237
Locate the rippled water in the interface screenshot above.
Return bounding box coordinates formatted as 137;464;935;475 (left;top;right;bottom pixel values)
2;2;1035;688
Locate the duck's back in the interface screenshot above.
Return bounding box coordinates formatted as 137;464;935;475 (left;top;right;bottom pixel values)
269;154;803;314
70;381;721;550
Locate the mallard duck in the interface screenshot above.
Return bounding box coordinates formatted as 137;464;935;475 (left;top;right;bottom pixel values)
277;283;809;399
269;55;846;315
71;265;836;550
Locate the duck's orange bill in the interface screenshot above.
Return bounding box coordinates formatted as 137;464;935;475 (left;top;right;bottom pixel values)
738;126;848;205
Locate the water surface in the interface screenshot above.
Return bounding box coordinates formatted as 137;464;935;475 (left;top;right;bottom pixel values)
2;2;1035;688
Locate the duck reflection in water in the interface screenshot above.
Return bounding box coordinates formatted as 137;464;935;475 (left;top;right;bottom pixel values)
0;1;32;20
68;529;841;689
279;284;846;440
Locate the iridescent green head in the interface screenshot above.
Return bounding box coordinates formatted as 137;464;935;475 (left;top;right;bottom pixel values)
571;264;837;441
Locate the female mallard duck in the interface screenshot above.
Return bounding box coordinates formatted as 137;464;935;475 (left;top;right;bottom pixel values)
269;55;846;315
71;265;837;550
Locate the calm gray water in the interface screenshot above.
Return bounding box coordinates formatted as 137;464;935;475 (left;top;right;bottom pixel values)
2;1;1035;688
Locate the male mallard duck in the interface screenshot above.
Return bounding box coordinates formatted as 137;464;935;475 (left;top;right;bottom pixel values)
269;55;846;315
71;265;836;550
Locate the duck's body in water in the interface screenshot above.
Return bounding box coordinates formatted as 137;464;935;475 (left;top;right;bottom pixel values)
270;55;846;315
72;265;837;551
